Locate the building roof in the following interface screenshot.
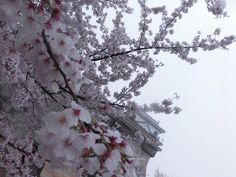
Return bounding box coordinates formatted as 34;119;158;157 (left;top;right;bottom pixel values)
136;112;166;134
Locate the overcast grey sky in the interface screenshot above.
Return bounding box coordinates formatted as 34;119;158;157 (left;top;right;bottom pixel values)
131;1;236;177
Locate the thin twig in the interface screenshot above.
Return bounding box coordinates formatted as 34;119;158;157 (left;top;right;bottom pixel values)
23;85;35;117
88;48;107;57
0;133;31;156
91;45;204;61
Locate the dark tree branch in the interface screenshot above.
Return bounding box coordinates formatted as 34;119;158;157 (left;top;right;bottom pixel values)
42;29;78;102
91;4;188;62
23;85;35;117
35;80;59;103
91;46;151;61
156;4;185;41
0;133;31;156
0;133;44;177
91;45;203;61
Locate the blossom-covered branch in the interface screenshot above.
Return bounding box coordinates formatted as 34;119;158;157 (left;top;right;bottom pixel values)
0;0;234;176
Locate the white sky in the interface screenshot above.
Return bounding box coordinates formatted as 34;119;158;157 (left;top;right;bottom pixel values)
130;1;236;177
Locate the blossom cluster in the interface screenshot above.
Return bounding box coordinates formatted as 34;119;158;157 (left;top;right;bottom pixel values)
0;0;136;176
0;0;90;94
36;101;137;177
205;0;227;17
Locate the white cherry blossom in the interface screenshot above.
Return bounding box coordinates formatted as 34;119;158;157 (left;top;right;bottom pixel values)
43;111;76;138
93;143;107;156
70;101;92;123
81;157;100;175
104;149;121;172
52;132;77;162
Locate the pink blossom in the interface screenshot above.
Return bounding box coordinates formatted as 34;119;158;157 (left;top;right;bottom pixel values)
70;101;92;123
104;150;121;172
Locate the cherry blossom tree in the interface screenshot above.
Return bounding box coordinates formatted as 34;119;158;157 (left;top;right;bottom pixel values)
0;0;235;176
154;168;168;177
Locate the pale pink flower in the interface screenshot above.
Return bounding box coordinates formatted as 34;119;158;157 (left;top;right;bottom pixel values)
52;132;78;162
73;133;100;150
69;101;92;123
104;150;121;172
43;111;78;138
36;127;59;147
93;143;107;155
81;157;100;175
